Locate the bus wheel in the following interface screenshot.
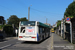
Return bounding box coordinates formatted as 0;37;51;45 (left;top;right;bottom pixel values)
42;36;44;40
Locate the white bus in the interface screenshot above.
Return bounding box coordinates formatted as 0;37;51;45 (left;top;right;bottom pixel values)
18;21;50;42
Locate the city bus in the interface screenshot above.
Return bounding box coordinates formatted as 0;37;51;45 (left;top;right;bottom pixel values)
18;21;50;42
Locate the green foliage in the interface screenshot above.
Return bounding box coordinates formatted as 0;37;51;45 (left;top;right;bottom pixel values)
4;20;6;24
0;25;5;29
54;27;56;30
7;15;20;27
7;15;28;27
0;25;13;36
64;2;75;18
73;42;75;44
20;17;28;21
3;25;13;36
57;20;61;27
68;16;73;18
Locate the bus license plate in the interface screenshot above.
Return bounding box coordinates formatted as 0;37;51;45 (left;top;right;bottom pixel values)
25;36;29;38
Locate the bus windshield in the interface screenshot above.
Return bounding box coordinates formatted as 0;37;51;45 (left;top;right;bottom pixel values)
20;21;35;26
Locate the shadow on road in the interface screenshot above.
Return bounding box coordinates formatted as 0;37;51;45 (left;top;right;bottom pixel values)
21;36;51;44
0;49;2;50
0;39;8;42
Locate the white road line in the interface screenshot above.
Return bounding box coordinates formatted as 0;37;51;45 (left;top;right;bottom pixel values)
0;41;8;43
16;42;20;44
0;39;16;43
0;44;12;49
49;33;54;50
47;33;53;50
51;33;54;50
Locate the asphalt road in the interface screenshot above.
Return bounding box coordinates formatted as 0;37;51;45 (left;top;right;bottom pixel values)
0;34;53;50
0;33;75;50
0;38;19;50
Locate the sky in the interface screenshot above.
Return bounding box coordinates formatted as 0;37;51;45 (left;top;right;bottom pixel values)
0;0;73;25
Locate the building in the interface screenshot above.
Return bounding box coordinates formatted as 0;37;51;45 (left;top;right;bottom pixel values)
71;17;75;43
61;18;64;37
44;23;50;26
53;23;57;28
44;23;51;28
0;16;4;25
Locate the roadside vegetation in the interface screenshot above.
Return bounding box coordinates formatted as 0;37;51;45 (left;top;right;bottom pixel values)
64;1;75;18
0;15;28;37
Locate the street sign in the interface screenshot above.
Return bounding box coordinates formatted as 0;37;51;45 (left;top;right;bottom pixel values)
66;17;70;21
66;21;70;23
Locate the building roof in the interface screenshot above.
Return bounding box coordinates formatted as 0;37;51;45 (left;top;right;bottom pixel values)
44;23;51;26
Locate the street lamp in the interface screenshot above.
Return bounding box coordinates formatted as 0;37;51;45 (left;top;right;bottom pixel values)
28;5;32;21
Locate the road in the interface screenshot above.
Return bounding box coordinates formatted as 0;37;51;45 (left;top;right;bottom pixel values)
0;33;53;50
0;37;20;50
0;33;75;50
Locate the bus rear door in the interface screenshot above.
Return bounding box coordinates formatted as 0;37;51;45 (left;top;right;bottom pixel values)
18;26;37;41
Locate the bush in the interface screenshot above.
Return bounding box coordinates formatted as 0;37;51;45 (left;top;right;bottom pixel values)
54;27;56;30
3;25;13;36
0;25;5;29
57;21;61;27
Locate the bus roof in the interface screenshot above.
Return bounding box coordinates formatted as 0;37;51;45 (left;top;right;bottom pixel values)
38;22;50;28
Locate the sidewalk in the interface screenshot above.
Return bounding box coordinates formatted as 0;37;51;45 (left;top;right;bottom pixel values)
53;33;75;50
5;37;18;40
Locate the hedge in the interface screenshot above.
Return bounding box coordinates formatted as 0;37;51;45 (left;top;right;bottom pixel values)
57;21;61;27
0;25;4;29
3;25;13;36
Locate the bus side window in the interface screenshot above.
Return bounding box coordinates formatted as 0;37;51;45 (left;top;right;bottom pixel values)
39;27;42;34
42;28;45;33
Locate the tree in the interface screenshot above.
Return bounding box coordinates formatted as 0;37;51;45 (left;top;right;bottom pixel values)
20;17;28;21
7;15;20;27
57;20;61;27
64;2;75;18
4;20;6;25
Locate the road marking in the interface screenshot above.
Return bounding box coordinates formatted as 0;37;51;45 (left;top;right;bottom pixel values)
0;44;12;49
16;42;21;44
47;36;52;50
0;39;17;43
51;33;54;50
48;33;54;50
0;41;7;43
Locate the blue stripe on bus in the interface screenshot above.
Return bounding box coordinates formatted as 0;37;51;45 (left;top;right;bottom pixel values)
37;33;39;41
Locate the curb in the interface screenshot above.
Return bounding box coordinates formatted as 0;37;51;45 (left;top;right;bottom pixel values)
5;37;18;40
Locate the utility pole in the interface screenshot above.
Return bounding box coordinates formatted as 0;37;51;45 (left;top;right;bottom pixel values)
45;16;47;24
28;5;32;21
28;7;30;21
46;18;47;24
